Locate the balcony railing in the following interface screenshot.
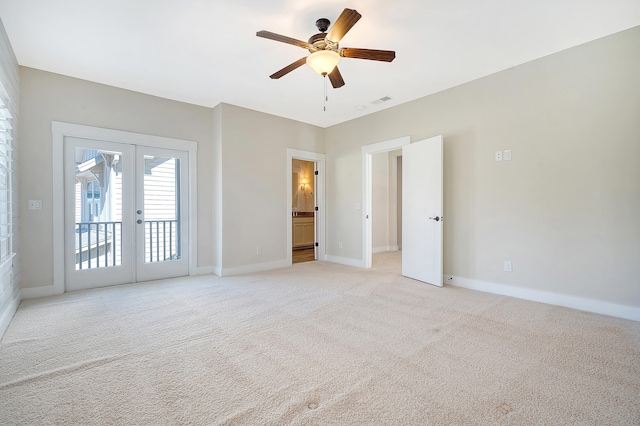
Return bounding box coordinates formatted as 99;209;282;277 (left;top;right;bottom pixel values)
75;219;179;270
145;220;180;263
75;221;121;269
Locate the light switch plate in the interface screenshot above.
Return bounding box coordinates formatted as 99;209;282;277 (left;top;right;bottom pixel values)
504;150;512;161
504;261;513;272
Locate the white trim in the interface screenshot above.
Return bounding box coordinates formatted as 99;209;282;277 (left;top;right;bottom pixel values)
195;266;216;276
325;255;366;268
445;275;640;322
361;136;411;154
52;121;198;293
362;136;410;268
372;246;392;253
286;149;326;266
188;148;198;276
221;259;290;277
389;150;401;251
0;286;20;338
390;245;399;251
51;121;197;151
20;285;56;299
212;267;222;277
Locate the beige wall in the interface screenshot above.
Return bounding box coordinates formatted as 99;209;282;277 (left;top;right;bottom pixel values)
325;26;640;307
19;67;214;288
372;152;389;250
218;103;324;271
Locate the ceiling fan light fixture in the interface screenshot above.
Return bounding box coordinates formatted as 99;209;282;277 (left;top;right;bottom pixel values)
306;50;340;76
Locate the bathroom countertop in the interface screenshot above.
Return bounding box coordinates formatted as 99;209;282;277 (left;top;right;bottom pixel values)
292;212;314;217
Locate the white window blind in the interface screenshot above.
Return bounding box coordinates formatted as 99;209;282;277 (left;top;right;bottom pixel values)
0;81;14;270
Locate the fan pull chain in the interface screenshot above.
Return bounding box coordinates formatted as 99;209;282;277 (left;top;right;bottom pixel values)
323;75;328;112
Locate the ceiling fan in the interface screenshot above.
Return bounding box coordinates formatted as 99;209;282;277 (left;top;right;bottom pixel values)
256;8;396;88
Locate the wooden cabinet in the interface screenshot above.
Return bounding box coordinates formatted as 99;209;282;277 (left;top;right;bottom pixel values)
293;216;315;248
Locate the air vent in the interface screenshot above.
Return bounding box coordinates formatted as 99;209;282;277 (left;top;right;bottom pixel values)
371;96;392;105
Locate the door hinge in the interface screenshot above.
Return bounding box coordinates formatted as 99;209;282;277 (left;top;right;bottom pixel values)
314;170;318;175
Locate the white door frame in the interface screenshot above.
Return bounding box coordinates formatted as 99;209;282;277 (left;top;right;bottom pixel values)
362;136;410;268
52;121;198;294
389;150;402;251
286;148;326;264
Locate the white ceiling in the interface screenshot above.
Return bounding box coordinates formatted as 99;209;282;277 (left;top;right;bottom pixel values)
1;0;639;128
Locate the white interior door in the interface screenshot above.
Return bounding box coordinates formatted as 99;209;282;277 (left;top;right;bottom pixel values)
64;139;189;290
402;135;443;286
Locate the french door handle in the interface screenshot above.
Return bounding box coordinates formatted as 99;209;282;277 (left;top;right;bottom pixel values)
137;219;143;224
429;216;441;222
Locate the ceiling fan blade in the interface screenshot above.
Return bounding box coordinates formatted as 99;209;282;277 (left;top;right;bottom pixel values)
340;48;396;62
326;8;362;43
256;31;309;49
269;57;308;79
328;67;345;88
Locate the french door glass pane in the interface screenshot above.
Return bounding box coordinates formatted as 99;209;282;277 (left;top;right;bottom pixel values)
74;147;123;270
143;156;180;263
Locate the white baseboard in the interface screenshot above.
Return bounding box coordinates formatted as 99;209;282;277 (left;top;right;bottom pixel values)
325;255;366;268
0;287;21;338
372;246;391;253
372;246;400;253
444;275;640;322
21;284;58;299
221;259;290;277
194;266;216;276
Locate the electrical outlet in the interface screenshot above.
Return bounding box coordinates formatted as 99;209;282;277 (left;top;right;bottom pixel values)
504;261;512;272
338;241;343;249
28;200;42;210
495;151;503;161
256;246;262;255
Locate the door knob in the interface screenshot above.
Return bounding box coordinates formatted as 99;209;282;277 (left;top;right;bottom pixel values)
429;216;440;222
137;219;143;224
137;210;142;215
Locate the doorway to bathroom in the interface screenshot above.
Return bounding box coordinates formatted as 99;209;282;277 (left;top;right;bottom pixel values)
292;158;316;263
286;148;325;266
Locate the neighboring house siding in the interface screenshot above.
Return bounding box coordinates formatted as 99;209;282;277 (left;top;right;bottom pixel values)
75;181;81;223
143;158;178;262
0;18;20;338
144;158;177;220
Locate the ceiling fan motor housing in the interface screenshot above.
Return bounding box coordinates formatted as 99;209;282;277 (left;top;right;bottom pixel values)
315;18;330;32
308;32;336;52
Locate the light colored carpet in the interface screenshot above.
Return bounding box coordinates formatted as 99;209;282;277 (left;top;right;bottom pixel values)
1;252;639;425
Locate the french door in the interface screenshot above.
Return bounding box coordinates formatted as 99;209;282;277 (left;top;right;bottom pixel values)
64;137;189;291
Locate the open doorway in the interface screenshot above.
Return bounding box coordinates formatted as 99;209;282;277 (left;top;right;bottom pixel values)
363;135;444;285
286;148;325;266
292;159;316;264
371;150;402;269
